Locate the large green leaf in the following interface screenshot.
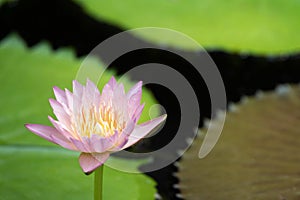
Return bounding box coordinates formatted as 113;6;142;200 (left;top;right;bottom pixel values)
73;0;300;55
0;146;155;200
0;34;157;200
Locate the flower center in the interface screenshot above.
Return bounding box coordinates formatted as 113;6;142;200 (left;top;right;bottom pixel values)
95;105;125;137
72;102;126;138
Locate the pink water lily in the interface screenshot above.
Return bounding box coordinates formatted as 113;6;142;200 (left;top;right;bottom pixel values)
25;77;167;174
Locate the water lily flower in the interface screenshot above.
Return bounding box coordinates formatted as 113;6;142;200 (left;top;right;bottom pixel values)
25;77;167;174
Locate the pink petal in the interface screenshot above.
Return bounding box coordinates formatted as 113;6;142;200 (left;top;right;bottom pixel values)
72;80;84;112
115;83;126;96
73;80;84;98
79;152;110;174
25;124;76;150
70;138;90;152
110;83;129;121
25;124;55;142
53;86;67;105
48;116;73;139
85;79;100;106
49;98;70;126
65;88;73;110
71;133;120;153
131;103;145;123
101;79;129;122
50;134;77;151
127;81;142;100
110;120;135;151
90;134;117;152
122;114;167;149
109;77;125;96
101;84;113;103
101;76;119;99
53;87;72;116
108;76;117;89
127;81;142;105
127;81;143;120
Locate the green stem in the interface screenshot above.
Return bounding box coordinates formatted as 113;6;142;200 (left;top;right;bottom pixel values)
94;165;104;200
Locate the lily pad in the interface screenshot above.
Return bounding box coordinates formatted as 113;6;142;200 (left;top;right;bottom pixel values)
0;34;158;200
73;0;300;55
177;85;300;199
0;146;156;200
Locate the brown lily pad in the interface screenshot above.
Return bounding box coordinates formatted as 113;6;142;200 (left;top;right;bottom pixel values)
177;85;300;199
